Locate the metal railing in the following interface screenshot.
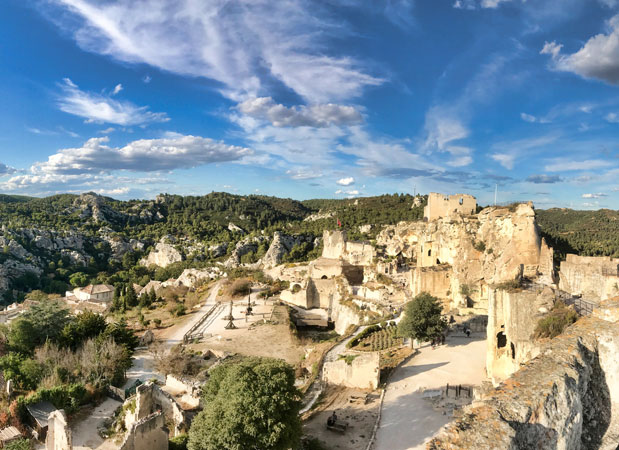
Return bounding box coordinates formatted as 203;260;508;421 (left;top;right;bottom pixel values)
183;302;220;343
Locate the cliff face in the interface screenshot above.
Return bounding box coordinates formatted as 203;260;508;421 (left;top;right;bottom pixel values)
429;312;619;450
377;203;551;311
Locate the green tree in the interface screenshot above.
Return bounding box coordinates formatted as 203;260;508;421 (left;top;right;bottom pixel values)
124;284;138;308
59;311;107;349
7;319;37;354
187;357;302;450
19;301;72;347
398;293;447;342
69;272;89;288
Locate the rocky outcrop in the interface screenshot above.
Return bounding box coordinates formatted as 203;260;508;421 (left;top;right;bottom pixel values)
322;230;374;266
174;268;222;288
429;311;619;450
141;240;183;268
224;235;268;267
260;232;313;268
377;203;547;311
558;254;619;302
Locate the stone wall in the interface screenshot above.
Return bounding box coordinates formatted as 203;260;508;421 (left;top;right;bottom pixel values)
409;266;451;300
124;382;187;437
46;410;71;450
323;352;380;390
423;192;477;221
120;412;169;450
486;286;555;384
321;231;374;266
429;312;619;450
558;254;619;301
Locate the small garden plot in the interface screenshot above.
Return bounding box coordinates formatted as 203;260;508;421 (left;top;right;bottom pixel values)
351;325;403;352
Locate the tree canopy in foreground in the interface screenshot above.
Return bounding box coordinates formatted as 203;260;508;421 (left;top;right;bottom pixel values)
187;357;302;450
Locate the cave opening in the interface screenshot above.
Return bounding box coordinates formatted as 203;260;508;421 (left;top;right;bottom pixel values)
497;332;507;349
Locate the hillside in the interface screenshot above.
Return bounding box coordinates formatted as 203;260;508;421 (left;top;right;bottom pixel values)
535;208;619;259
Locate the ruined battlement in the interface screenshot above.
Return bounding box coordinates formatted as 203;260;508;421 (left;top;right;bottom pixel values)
423;192;477;221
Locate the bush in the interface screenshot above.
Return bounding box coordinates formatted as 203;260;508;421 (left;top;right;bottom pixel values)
170;434;189;450
4;439;31;450
534;302;578;339
494;279;522;292
473;240;486;252
227;279;251;297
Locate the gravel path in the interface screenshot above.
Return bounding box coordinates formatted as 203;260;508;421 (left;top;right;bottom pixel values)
373;334;487;450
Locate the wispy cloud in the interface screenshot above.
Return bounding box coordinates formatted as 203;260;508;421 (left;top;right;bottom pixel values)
545;158;610;172
582;192;608;198
49;0;383;102
111;83;123;95
526;174;563;184
58;78;169;125
237;97;363;128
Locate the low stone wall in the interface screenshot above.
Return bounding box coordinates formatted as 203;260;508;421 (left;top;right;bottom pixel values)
429;313;619;450
323;352;380;390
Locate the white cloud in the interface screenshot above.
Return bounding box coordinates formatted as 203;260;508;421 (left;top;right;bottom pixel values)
481;0;511;8
111;83;123;95
582;192;608;198
336;177;355;186
491;153;516;170
605;112;619;123
28;135;251;176
238;97;363;128
520;112;551;124
142;75;151;84
335;189;359;196
541;15;619;85
286;168;322;180
545;159;609;172
49;0;382;102
98;127;116;134
422;108;474;167
58;78;168;125
454;0;512;9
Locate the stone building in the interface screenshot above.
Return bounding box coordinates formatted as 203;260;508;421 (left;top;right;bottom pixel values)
558;254;619;301
423;192;477;221
65;284;114;303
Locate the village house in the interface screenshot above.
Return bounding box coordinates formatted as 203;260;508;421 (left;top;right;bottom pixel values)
65;284;114;303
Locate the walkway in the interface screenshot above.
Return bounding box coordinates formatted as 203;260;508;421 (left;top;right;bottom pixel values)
373;334;487;450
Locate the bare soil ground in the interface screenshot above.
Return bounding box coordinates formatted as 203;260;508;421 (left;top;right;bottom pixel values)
302;385;381;450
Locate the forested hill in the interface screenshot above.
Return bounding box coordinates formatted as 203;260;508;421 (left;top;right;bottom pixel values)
536;208;619;258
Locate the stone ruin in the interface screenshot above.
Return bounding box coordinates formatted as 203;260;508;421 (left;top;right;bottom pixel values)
323;351;380;390
45;410;71;450
120;412;169;450
559;254;619;301
423;192;477;221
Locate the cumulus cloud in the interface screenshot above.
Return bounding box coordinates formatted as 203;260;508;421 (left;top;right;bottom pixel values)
238;97;363;128
336;177;355;186
48;0;382;102
28;135;251;176
541;15;619;85
582;192;608;198
58;78;168;125
526;174;563;184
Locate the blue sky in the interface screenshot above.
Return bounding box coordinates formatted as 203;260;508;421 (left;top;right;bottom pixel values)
0;0;618;208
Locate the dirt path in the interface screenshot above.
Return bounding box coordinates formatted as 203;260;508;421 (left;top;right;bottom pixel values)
373;334;487;450
70;281;223;449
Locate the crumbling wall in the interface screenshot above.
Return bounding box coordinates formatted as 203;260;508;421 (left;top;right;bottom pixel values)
46;410;71;450
423;192;477;221
120;412;169;450
125;382;187;437
429;312;619;450
559;254;619;301
486;286;554;384
323;352;380;390
321;231;374;266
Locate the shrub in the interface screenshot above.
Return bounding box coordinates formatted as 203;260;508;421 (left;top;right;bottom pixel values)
494;279;522;292
4;439;31;450
227;279;251;297
473;241;486;252
170;434;189;450
534;302;578;339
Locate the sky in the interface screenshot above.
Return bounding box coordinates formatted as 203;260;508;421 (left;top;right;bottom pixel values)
0;0;618;209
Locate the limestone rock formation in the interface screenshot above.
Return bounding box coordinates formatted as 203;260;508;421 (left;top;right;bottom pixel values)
378;203;548;311
429;309;619;450
224;235;268;267
260;232;313;268
141;240;183;268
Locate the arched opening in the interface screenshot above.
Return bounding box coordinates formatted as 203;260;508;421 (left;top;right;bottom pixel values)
428;249;432;257
436;258;441;265
511;342;516;359
496;331;507;349
321;275;328;280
